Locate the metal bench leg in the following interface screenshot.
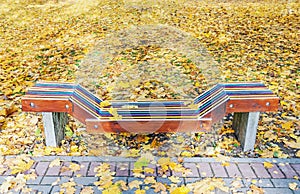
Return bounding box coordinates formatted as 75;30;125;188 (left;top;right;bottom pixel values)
233;112;260;151
42;112;68;147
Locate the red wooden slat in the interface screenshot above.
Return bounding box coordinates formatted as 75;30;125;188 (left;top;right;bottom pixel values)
22;98;73;114
86;119;212;133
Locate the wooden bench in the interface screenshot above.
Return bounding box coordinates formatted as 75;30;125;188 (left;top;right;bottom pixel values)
22;81;279;151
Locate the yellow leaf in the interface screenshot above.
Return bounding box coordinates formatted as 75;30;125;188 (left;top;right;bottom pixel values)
80;187;94;194
282;121;294;130
144;167;155;174
250;185;264;194
181;151;193;157
69;163;81;172
100;100;111;108
296;150;300;158
157;157;171;166
49;158;61;167
13;86;23;93
144;177;156;184
134;189;146;194
284;140;300;149
289;182;298;191
115;180;128;191
152;182;166;193
168;176;181;183
171;186;190;194
221;162;230;167
128;180;142;190
263;162;274;169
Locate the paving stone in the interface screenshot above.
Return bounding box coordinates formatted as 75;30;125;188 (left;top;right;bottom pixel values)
51;185;60;193
184;163;200;177
26;176;43;185
0;176;9;184
211;163;228;178
128;177;145;183
279;163;299;178
92;186;103;194
237;163;257;178
74;186;83;194
41;176;70;185
267;164;285;178
73;177;98;186
51;185;82;194
173;163;198;178
232;188;250;193
251;163;271;178
263;188;294;194
226;178;245;189
87;162;102;176
108;162;116;172
221;178;237;187
3;169;11;176
291;163;300;176
30;161;38;170
225;163;242;178
156;177;184;185
271;178;300;188
60;162;73;176
243;178;273;188
74;161;89;177
113;176;128;183
142;188;156;194
197;162;213;178
35;162;50;176
46;164;61;176
28;185;52;194
215;188;231;194
184;177;202;184
116;162;130;176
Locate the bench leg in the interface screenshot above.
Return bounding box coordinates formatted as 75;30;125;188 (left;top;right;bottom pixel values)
233;112;260;151
42;112;68;147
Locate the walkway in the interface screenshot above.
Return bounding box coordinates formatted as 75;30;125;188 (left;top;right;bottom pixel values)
1;156;299;193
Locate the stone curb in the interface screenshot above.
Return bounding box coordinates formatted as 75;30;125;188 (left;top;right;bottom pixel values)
24;156;300;164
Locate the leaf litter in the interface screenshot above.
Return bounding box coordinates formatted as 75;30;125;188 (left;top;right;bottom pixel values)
0;0;299;193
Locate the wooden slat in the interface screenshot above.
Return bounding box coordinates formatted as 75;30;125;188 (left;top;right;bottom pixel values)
22;98;73;114
72;101;98;124
226;98;279;113
86;118;212;133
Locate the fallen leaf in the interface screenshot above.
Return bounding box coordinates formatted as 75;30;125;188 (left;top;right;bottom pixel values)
144;176;156;184
289;182;298;191
168;176;181;184
250;184;264;194
170;186;190;194
263;162;274;169
128;180;142;190
69;162;81;172
80;187;94;194
135;189;146;194
49;158;61;167
152;182;167;192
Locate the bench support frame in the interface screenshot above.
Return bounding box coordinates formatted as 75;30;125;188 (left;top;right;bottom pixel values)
233;112;260;151
42;112;68;147
42;111;261;151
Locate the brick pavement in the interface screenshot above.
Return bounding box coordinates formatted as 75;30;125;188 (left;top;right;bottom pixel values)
0;156;299;193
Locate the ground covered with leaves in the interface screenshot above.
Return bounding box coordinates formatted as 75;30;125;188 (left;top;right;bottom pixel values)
0;0;299;159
